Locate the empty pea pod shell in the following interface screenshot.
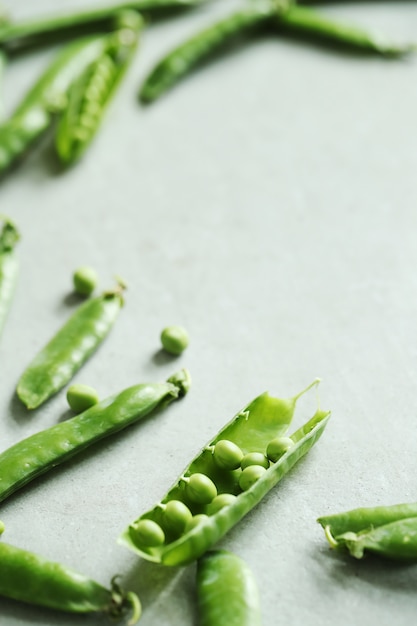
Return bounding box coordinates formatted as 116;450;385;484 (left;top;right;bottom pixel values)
17;281;125;409
119;378;330;566
197;550;262;626
0;370;190;503
318;502;417;561
0;216;19;339
0;540;141;622
55;10;143;165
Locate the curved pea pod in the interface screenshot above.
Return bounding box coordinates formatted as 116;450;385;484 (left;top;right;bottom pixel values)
278;5;415;56
119;379;330;566
139;1;285;103
17;280;126;409
197;550;262;626
0;1;207;53
0;32;121;177
0;216;19;339
318;502;417;562
0;541;141;622
55;11;142;166
0;369;190;503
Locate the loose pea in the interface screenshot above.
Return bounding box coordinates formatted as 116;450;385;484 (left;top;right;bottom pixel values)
207;494;237;515
73;266;98;296
185;473;217;504
130;519;165;547
241;452;269;470
66;383;99;414
266;436;295;462
186;514;209;533
163;500;192;535
0;520;4;535
239;465;267;492
161;325;189;355
212;440;243;470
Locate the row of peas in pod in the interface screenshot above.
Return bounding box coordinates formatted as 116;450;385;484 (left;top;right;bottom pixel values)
0;0;414;181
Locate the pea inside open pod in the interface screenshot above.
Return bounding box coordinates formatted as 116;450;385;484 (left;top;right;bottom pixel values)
119;379;330;566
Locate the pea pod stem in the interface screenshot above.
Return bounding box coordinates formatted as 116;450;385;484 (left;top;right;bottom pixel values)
0;0;207;54
120;380;330;566
55;10;143;166
17;280;127;409
277;5;415;56
0;541;141;622
0;216;19;339
0;370;190;503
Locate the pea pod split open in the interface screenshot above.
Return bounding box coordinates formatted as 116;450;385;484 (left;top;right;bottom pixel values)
318;502;417;561
119;379;330;566
0;540;141;623
1;370;190;504
0;216;19;339
17;280;126;409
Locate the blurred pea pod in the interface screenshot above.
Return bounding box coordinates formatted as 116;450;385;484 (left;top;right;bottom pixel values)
55;11;142;166
0;216;19;340
0;0;207;54
119;379;330;566
318;502;417;561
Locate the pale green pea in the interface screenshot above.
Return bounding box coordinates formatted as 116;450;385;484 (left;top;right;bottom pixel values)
241;452;269;470
207;494;237;515
185;473;217;504
163;500;192;535
185;514;209;533
73;266;98;296
266;436;295;462
0;520;4;535
130;519;165;547
161;325;189;355
66;384;99;414
212;440;243;470
239;465;267;492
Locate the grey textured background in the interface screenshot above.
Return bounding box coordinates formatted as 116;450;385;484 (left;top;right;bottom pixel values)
1;1;417;624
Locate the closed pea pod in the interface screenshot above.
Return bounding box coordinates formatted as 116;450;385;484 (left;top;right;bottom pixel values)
197;550;262;626
17;279;126;409
0;540;141;622
55;10;143;165
119;378;330;566
318;502;417;561
0;216;19;339
0;370;190;503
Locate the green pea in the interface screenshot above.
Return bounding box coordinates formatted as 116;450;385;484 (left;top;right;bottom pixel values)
185;514;209;533
163;500;192;535
212;440;243;470
130;519;165;547
185;473;217;504
73;266;98;296
266;436;295;462
207;494;237;515
0;520;5;535
239;465;267;492
161;325;189;355
241;452;269;470
66;383;99;414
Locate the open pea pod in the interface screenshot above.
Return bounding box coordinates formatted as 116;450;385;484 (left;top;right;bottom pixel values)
119;379;330;566
318;502;417;561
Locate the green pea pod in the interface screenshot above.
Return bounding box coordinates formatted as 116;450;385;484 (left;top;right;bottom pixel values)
0;1;207;53
0;370;190;503
318;502;417;561
0;216;19;338
139;1;287;103
55;11;142;165
17;280;126;409
197;550;262;626
0;541;141;622
278;5;414;56
119;379;330;566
